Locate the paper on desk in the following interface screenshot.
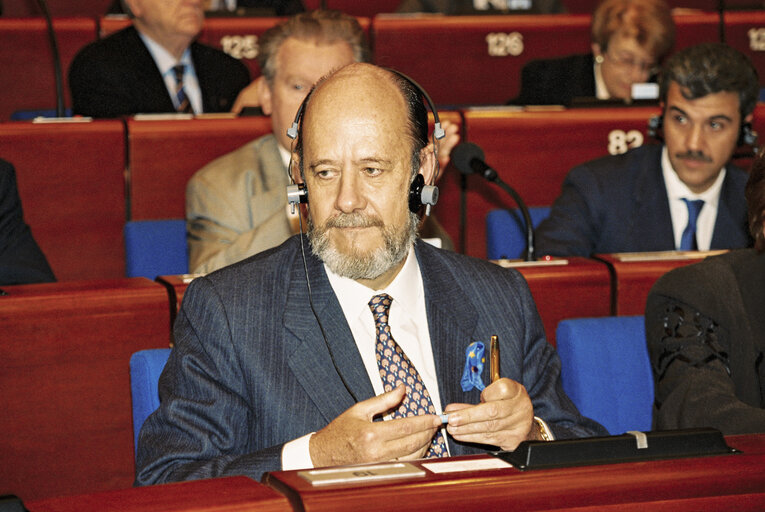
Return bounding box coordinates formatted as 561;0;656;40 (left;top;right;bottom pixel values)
422;458;511;474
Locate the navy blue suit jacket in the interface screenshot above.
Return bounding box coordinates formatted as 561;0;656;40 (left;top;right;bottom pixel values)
69;26;250;118
535;144;752;257
136;236;606;484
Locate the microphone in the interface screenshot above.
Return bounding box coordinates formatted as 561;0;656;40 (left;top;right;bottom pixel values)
451;142;536;261
35;0;66;117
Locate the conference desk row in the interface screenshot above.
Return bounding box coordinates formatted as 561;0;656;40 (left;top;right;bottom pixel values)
4;105;764;281
1;9;763;119
0;250;716;502
25;433;765;511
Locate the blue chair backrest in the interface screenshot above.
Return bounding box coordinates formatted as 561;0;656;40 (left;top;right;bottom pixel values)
486;207;551;259
556;316;653;435
129;348;171;455
10;108;73;120
124;219;188;278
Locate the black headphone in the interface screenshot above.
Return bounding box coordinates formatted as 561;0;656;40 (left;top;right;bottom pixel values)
647;114;758;148
285;68;444;217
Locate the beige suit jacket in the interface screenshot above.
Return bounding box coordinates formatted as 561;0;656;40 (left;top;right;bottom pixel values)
186;134;292;273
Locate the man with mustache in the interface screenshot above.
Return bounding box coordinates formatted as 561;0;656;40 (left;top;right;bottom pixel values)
135;63;606;485
534;43;758;257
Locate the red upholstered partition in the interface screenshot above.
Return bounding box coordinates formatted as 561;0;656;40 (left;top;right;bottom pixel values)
373;14;592;106
0;17;98;120
724;11;765;94
126;116;271;220
0;120;126;280
437;106;660;257
372;12;720;107
2;0;112;17
0;278;171;502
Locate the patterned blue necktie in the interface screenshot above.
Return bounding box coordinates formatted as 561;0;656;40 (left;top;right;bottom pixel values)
172;64;192;113
680;198;704;251
368;293;447;458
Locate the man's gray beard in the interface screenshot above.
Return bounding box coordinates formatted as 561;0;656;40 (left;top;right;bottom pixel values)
307;210;419;281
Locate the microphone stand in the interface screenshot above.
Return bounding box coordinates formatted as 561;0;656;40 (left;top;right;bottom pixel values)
486;174;536;262
35;0;65;117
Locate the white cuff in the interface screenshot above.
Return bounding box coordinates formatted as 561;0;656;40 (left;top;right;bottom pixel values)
281;432;315;471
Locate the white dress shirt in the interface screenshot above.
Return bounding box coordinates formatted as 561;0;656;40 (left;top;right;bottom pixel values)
282;245;450;470
661;146;725;251
138;32;203;114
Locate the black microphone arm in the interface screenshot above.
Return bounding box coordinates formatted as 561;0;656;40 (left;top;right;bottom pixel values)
451;142;536;261
35;0;66;117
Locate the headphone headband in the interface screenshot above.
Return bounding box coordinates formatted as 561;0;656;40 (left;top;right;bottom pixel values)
286;67;443;216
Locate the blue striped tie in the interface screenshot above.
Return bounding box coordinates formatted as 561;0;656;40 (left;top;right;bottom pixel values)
172;64;192;113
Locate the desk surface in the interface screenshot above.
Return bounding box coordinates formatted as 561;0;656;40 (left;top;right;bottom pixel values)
264;434;765;512
26;476;290;512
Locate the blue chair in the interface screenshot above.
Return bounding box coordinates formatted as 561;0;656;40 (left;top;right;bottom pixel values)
10;108;72;120
556;316;654;435
129;348;172;454
124;219;188;278
486;207;550;259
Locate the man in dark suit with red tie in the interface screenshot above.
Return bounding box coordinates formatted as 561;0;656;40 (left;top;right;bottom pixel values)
70;0;250;118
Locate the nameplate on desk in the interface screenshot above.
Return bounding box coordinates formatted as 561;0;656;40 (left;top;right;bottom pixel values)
178;273;205;284
492;258;569;268
422;457;511;474
610;250;727;262
298;462;425;486
32;116;93;123
133;113;194;121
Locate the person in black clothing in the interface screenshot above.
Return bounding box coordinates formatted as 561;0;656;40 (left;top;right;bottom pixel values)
0;159;56;286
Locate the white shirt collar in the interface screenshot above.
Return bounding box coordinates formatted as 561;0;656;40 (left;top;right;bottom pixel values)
325;244;422;322
661;146;725;250
593;58;610;100
661;145;726;203
138;31;192;77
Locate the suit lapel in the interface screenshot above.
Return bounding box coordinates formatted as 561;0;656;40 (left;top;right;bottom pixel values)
416;244;481;412
631;146;675;249
283;243;375;423
711;166;748;248
126;27;177;112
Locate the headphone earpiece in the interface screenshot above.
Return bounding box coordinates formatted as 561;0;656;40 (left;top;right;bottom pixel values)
739;122;758;147
287;182;308;213
647;114;663;141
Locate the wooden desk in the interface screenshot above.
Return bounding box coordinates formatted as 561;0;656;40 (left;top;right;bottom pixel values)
595;251;718;316
494;257;611;346
26;476;291;512
0;120;126;280
0;279;172;501
264;433;765;511
0;17;98;120
126;116;268;220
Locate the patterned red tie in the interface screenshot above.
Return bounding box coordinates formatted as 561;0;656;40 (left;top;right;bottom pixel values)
368;293;447;458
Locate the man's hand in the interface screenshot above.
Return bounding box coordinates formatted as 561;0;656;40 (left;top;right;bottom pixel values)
444;377;534;451
309;385;442;468
230;77;264;114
